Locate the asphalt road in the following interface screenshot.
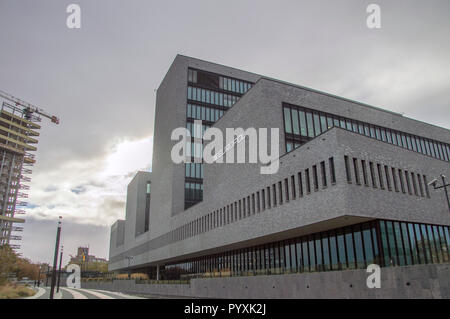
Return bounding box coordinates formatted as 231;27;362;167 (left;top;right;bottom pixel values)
23;286;146;299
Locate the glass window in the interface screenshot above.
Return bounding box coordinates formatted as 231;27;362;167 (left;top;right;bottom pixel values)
345;230;355;269
438;226;449;262
337;230;347;270
391;131;397;145
284;108;292;133
427;225;438;263
394;222;405;266
379;221;390;266
432;226;443;263
358;123;364;135
334;117;340;127
346;119;352;131
386;130;392;143
296;240;303;272
327;116;333;129
411;136;417;152
291;109;300;135
381;128;386;142
362;226;374;265
286;142;293;153
284;242;291;271
306;112;315;137
322;235;331;271
375;127;381;140
444;227;450;255
413;223;424;264
315;235;322;271
299;110;307;137
313;113;321;136
364;124;370;137
329;232;339;270
302;240;309;272
370;126;375;138
407;223;418;264
290;242;297;271
401;223;412;265
320;114;327;133
386;221;398;266
308;238;316;271
353;228;364;268
420;224;430;263
420;139;426;155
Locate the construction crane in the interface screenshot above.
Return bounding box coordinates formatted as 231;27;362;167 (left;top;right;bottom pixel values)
0;89;60;124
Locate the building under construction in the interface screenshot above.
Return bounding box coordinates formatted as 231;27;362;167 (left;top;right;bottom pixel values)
0;90;59;250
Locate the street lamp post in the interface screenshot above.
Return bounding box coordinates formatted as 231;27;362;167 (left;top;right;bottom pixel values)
50;216;62;299
429;174;450;212
56;245;63;293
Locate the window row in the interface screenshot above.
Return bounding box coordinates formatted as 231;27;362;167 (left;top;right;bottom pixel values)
187;69;198;84
162;220;450;280
185;163;204;179
188;86;240;108
379;220;450;267
172;158;336;243
188;68;253;94
219;75;253;94
184;182;203;210
283;104;450;162
186;122;212;139
344;156;431;198
187;104;224;123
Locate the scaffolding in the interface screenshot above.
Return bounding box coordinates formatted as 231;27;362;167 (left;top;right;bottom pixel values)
0;91;59;249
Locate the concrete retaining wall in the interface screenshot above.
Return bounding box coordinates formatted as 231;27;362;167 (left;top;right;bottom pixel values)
82;263;449;298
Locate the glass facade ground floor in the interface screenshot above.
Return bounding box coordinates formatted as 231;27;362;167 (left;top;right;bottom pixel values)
160;219;450;280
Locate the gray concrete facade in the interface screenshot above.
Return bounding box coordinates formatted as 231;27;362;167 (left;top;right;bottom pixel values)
108;55;450;280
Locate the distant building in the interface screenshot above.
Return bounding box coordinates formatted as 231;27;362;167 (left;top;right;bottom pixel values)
70;246;107;264
69;247;108;277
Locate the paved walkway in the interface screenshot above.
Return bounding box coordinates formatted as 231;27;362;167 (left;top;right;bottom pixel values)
24;286;145;299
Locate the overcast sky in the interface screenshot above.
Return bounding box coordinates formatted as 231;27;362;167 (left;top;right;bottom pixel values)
0;0;449;266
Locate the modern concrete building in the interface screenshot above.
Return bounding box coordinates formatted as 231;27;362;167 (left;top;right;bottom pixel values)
108;55;450;289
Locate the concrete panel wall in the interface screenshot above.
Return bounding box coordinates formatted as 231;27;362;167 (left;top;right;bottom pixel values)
84;263;450;299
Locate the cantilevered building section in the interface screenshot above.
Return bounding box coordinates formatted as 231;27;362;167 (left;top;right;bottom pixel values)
0;91;59;249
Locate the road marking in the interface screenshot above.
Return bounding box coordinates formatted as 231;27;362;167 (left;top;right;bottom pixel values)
73;288;114;299
24;287;46;299
91;289;145;299
61;287;88;299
